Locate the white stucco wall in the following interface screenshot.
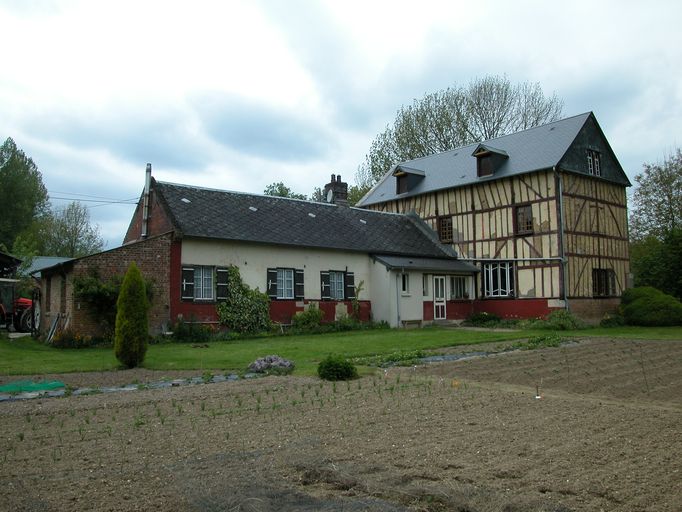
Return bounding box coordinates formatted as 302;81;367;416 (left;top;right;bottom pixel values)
181;239;373;301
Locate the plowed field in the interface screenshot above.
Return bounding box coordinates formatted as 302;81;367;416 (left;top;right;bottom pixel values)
1;337;680;511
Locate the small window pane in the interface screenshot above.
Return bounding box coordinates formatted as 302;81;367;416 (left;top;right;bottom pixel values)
516;205;533;234
483;262;513;297
277;268;294;299
449;276;467;299
329;271;345;300
438;217;453;243
194;266;214;300
401;273;410;294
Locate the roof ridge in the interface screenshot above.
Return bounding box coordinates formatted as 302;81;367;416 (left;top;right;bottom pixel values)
156;180;334;207
397;111;592;165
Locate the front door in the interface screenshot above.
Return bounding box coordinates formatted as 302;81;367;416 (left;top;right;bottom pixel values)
433;276;446;320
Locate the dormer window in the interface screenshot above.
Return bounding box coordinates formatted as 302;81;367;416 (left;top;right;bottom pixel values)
392;165;425;195
476;153;494;177
396;173;408;194
587;150;601;176
472;144;508;178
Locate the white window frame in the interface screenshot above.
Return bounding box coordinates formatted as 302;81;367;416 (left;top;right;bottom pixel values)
194;266;214;301
482;262;514;298
449;276;468;299
422;274;429;296
329;271;345;300
277;268;294;299
587;150;602;177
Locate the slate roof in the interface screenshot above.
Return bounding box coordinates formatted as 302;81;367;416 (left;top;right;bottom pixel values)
154;181;455;258
372;255;480;273
358;112;626;207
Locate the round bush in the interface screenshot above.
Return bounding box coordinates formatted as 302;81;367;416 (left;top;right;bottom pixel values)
622;288;682;326
317;355;358;381
621;286;666;306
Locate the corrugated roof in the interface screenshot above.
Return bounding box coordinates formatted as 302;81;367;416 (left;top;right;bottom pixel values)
358;112;602;207
26;256;72;277
155;181;456;258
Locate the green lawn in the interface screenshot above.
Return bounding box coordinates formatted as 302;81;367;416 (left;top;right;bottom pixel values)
1;325;680;376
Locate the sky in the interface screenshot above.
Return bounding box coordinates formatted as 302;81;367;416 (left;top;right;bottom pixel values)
1;0;681;249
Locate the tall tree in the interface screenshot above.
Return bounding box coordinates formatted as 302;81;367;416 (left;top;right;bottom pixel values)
263;182;307;200
12;201;104;258
629;149;682;241
629;149;682;298
355;75;564;190
47;201;105;257
0;138;49;250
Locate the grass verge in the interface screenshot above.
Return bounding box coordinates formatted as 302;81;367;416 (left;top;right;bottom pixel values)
1;325;680;376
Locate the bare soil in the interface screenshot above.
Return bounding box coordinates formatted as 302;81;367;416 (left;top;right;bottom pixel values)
1;337;680;511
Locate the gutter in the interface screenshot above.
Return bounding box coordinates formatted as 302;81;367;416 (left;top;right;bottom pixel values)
555;167;570;310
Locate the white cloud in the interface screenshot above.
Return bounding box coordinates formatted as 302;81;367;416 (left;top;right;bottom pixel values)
1;0;681;248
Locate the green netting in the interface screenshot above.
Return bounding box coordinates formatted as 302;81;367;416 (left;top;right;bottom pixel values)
0;380;66;393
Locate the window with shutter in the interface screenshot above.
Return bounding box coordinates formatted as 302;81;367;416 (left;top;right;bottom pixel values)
294;269;304;300
216;268;229;301
181;267;195;300
329;271;344;300
266;268;278;299
320;271;331;300
344;272;355;300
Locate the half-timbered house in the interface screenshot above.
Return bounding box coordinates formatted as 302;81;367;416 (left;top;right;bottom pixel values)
357;112;631;322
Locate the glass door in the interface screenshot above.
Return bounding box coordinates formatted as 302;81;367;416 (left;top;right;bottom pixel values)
433;276;446;320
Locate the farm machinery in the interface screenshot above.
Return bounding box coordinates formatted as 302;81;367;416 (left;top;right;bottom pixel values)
0;278;36;333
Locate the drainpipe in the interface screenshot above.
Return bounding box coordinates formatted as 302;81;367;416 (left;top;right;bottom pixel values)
555;167;570;311
141;163;152;239
395;271;402;327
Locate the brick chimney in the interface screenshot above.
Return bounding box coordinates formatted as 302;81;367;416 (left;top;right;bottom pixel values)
323;173;348;206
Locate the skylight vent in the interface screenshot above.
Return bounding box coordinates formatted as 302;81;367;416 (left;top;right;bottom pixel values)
360;219;367;224
181;198;191;203
308;213;316;218
249;206;258;212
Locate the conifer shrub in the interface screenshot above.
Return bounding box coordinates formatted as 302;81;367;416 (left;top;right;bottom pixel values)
114;263;149;368
622;287;682;326
317;355;358;381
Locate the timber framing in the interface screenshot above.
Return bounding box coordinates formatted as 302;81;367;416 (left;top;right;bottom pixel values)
359;112;631;320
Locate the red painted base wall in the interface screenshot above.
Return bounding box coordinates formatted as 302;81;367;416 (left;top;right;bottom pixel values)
473;298;558;319
270;300;371;324
422;298;560;321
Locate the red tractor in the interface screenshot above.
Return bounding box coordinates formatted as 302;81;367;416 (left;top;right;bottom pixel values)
0;278;35;333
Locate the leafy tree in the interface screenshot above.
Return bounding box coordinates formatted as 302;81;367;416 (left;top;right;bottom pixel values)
114;263;149;368
264;181;307;200
0;138;49;250
629;150;682;299
12;201;104;258
355;75;563;190
629;149;682;241
46;202;104;257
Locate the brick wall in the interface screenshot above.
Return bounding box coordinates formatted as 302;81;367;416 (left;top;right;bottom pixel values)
124;184;174;244
41;233;174;338
568;298;620;324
